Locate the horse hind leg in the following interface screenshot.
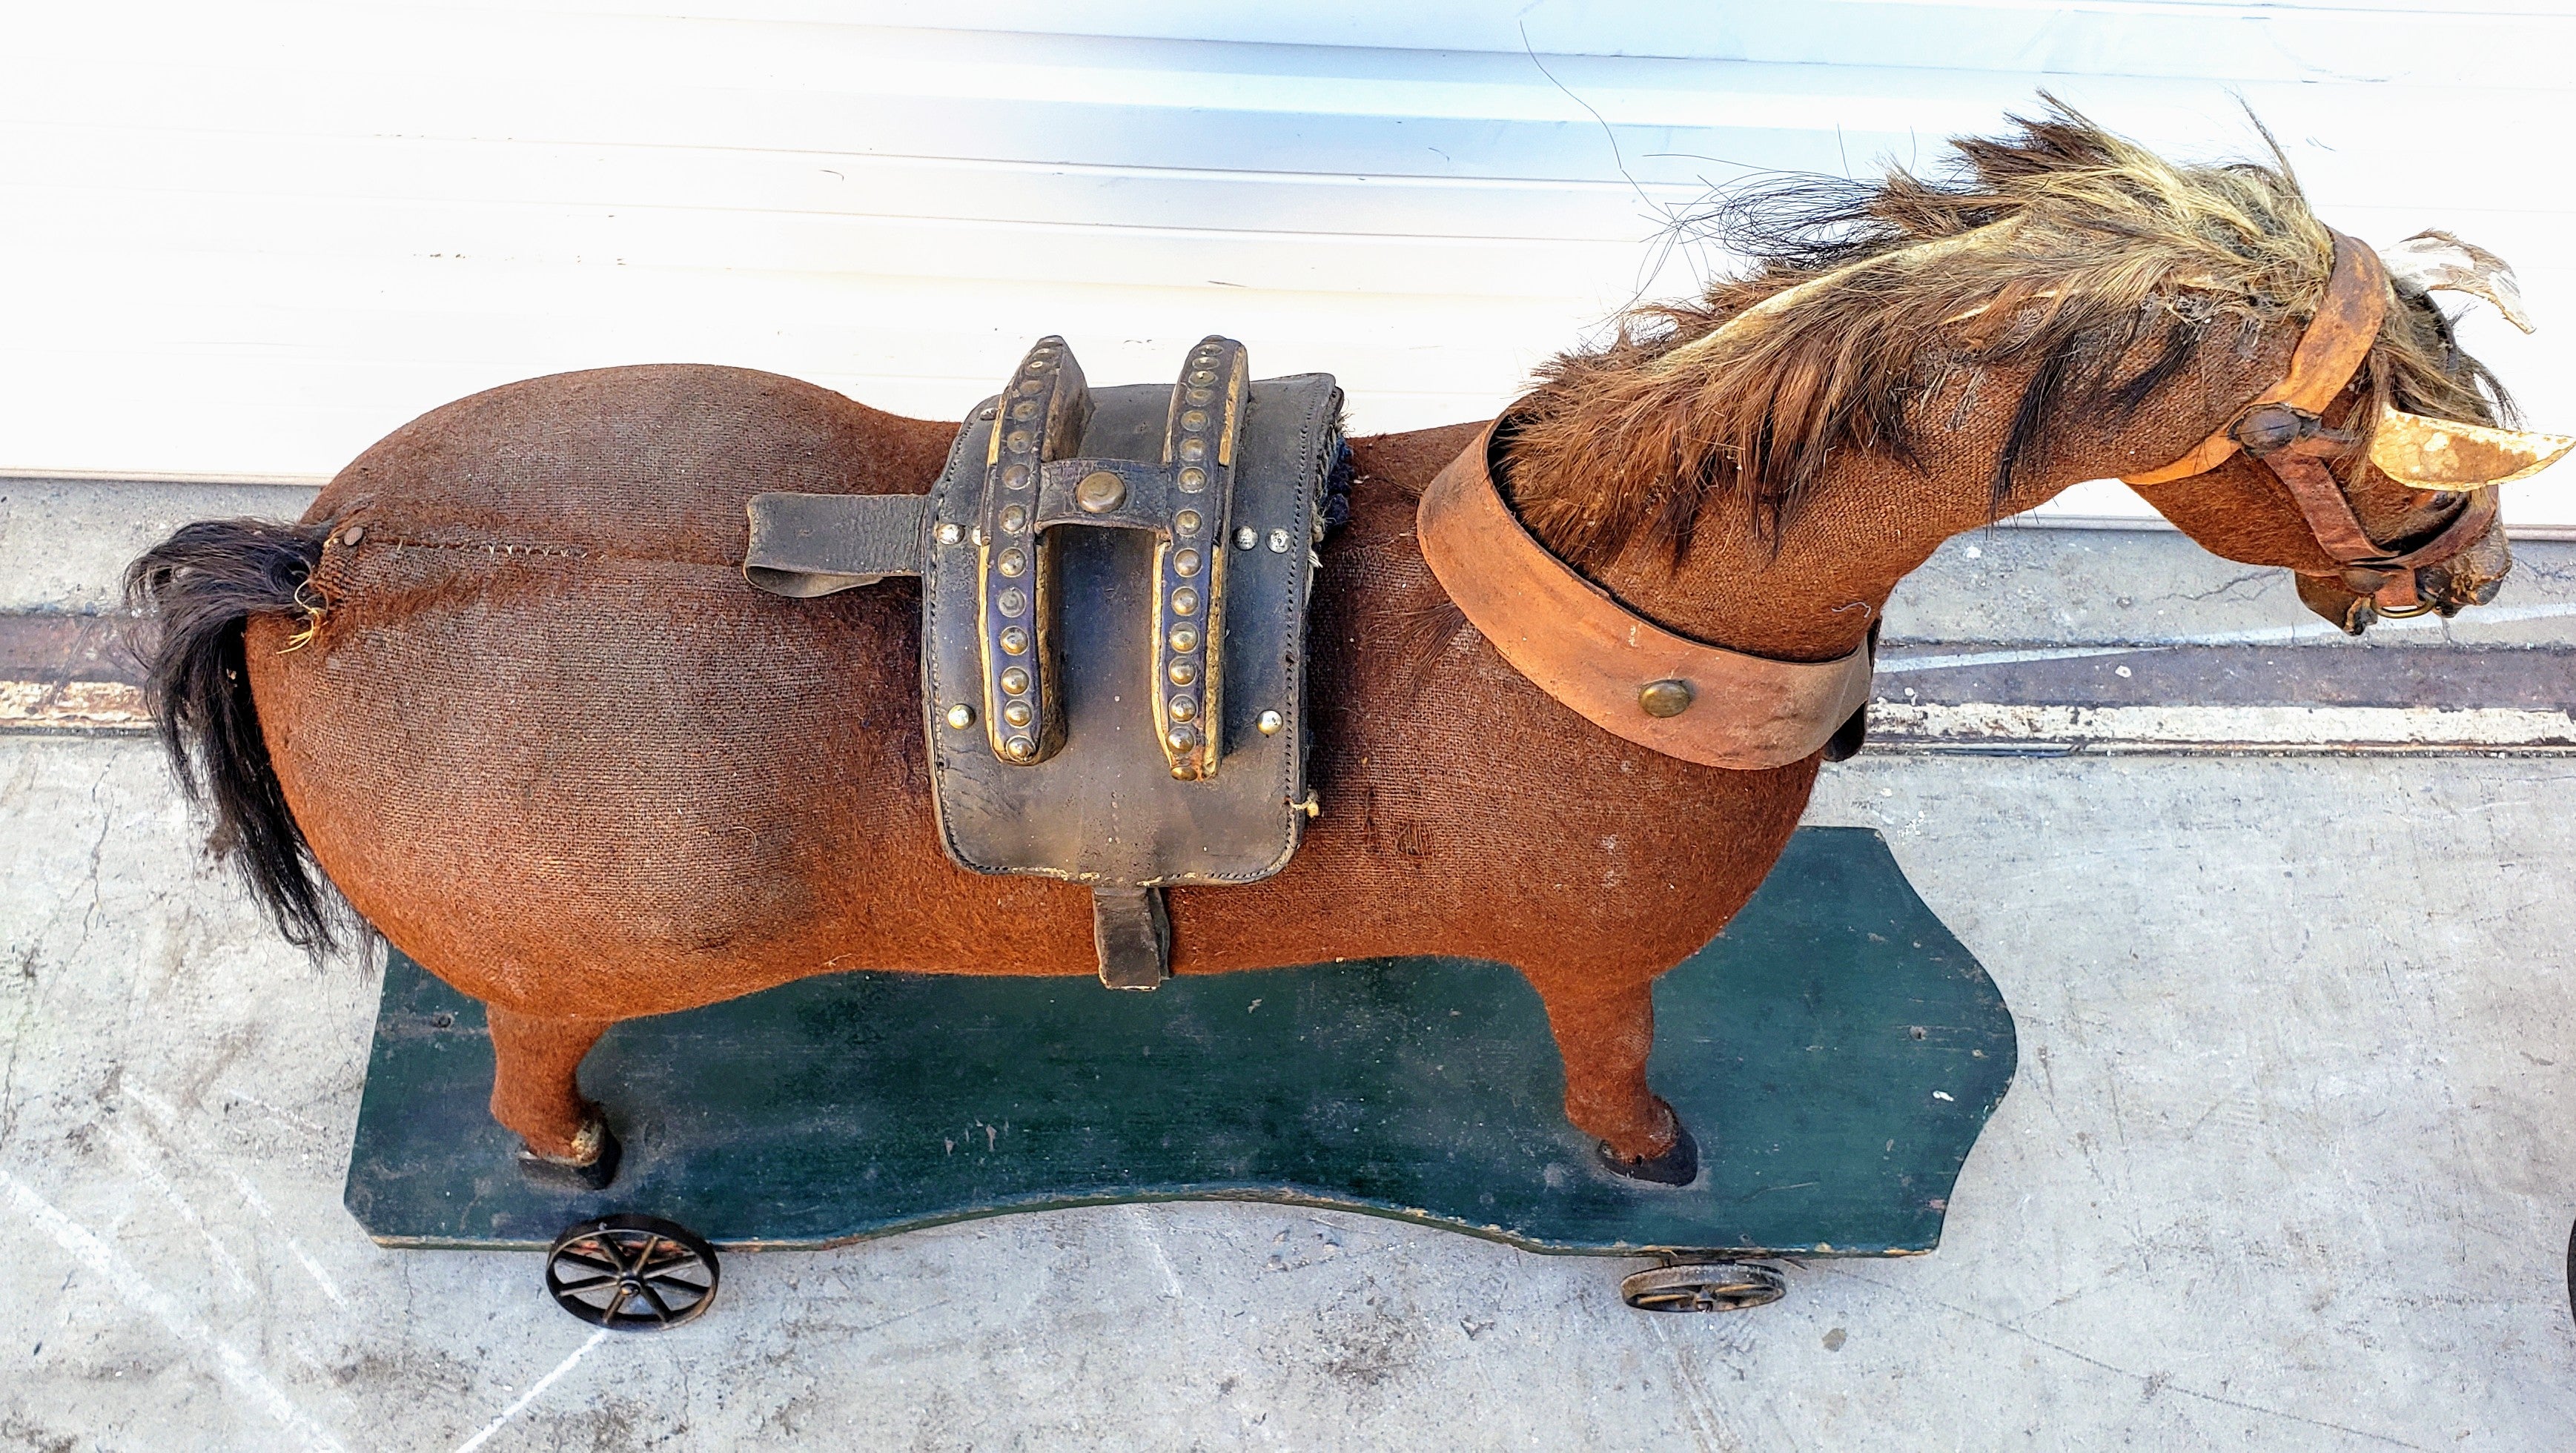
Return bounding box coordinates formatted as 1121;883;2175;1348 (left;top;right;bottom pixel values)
1529;972;1699;1187
486;1004;622;1190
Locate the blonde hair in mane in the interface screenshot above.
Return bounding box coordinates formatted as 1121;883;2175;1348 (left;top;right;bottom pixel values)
1503;99;2506;570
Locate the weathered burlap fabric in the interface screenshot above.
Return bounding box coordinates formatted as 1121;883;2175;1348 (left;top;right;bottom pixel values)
238;331;2420;1164
257;364;1805;1007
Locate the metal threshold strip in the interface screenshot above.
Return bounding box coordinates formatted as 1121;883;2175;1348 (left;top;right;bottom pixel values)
1867;703;2576;757
1867;640;2576;755
7;613;2575;754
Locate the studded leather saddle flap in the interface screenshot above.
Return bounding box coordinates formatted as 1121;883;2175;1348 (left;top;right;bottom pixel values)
743;337;1344;990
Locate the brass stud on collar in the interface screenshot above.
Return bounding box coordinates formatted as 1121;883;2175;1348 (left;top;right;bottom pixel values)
1006;735;1036;760
945;704;976;729
1257;709;1284;736
1638;679;1695;718
936;521;963;546
1235;526;1257;550
1076;471;1127;514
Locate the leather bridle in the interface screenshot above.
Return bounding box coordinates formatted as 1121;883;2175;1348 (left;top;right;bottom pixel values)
2122;230;2495;618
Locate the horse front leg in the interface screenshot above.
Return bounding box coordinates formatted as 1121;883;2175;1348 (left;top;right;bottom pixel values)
486;1005;620;1189
1527;970;1698;1186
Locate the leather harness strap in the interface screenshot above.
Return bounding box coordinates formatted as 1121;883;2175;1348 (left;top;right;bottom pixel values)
2123;231;2390;488
2248;411;2500;612
1417;420;1873;771
2123;229;2494;616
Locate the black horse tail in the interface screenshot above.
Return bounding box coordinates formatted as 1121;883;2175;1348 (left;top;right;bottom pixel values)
124;519;342;951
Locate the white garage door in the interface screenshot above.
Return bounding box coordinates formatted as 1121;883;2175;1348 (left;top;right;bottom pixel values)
3;1;2567;524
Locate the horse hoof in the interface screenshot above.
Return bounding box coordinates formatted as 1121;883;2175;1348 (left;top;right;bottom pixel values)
518;1120;622;1192
1597;1120;1698;1187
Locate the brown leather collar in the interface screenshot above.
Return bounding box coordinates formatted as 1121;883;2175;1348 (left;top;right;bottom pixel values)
2123;229;2493;615
1417;420;1873;770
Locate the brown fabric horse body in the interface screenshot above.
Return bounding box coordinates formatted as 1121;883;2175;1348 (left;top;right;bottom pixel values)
133;111;2527;1184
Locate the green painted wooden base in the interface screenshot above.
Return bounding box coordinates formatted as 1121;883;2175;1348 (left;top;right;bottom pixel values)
345;827;2016;1257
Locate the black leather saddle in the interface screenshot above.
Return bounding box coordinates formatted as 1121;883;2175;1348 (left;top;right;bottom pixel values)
742;337;1344;989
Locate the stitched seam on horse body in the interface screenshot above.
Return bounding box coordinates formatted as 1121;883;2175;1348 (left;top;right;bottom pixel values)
367;539;595;560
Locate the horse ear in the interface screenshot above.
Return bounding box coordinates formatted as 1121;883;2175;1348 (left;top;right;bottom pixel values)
2370;405;2575;488
2378;231;2535;333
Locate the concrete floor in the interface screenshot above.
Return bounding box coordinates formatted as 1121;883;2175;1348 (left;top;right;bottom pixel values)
6;733;2573;1450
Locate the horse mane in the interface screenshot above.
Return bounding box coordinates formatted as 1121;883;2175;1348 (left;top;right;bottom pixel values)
1501;98;2505;571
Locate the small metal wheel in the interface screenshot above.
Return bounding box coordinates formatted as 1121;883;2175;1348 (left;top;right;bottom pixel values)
546;1214;720;1331
1620;1261;1787;1314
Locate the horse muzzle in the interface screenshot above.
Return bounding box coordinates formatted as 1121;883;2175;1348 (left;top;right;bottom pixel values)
2295;504;2512;634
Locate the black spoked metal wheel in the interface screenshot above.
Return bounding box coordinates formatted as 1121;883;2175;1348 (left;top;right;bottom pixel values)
1620;1261;1787;1314
546;1214;720;1331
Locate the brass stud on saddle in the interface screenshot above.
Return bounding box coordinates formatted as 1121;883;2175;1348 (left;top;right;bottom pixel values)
1076;471;1127;514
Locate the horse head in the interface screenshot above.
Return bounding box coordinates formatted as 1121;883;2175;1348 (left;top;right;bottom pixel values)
1497;101;2567;652
2130;230;2565;633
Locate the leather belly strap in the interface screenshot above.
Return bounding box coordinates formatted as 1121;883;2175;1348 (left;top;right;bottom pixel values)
743;338;1343;989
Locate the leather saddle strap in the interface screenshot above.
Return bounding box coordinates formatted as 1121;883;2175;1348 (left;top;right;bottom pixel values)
996;337;1248;779
1417;420;1873;770
1145;337;1248;781
972;335;1248;776
976;337;1092;764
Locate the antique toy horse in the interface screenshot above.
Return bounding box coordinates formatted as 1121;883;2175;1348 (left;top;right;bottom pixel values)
130;108;2566;1188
